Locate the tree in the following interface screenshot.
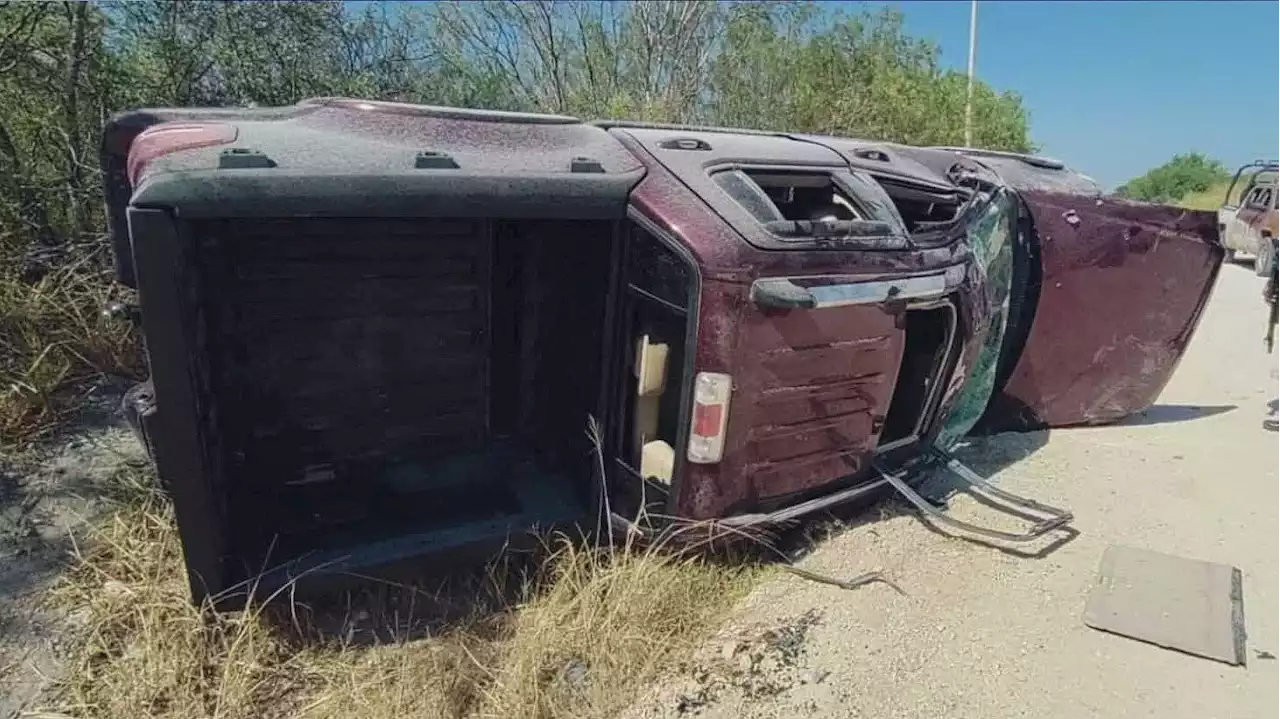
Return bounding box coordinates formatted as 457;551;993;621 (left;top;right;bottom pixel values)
417;1;1034;147
1116;152;1230;203
707;4;1034;151
0;1;115;244
107;0;421;108
0;0;1038;252
422;1;726;121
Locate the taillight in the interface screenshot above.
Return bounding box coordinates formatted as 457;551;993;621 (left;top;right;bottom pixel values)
127;122;238;186
687;372;732;464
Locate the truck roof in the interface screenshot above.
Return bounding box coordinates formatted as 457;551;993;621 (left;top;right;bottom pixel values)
117;98;1102;223
122;98;646;219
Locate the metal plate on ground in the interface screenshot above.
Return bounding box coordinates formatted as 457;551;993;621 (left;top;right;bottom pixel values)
1084;545;1246;666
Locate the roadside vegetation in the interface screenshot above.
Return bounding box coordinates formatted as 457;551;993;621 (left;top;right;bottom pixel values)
1177;175;1257;212
46;463;761;719
0;2;1035;717
1116;151;1259;210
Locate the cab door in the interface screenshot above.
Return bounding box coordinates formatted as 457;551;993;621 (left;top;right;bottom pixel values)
1231;186;1267;253
1241;186;1276;254
982;191;1224;430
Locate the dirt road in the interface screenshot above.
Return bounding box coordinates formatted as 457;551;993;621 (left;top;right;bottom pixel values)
629;262;1279;719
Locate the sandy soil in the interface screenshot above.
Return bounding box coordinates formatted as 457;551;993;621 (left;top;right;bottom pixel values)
626;263;1278;719
0;380;143;719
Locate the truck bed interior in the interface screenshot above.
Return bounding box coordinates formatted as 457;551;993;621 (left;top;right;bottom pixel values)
191;217;618;587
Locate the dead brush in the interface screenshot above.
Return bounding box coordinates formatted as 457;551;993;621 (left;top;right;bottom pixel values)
44;470;311;719
40;420;763;719
286;531;759;719
0;240;142;447
278;417;770;718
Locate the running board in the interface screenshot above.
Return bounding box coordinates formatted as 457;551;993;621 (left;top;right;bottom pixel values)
873;447;1074;543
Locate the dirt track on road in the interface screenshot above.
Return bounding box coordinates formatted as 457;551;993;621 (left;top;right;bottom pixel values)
627;262;1279;719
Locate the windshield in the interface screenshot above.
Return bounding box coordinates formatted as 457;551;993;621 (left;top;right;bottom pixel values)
936;189;1018;448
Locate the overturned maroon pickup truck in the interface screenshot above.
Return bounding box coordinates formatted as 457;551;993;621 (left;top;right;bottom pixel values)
102;99;1223;605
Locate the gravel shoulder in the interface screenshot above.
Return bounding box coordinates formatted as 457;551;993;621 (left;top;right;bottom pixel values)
626;263;1278;719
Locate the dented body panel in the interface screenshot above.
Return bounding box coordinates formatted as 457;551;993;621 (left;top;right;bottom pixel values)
982;192;1222;429
103;99;1223;602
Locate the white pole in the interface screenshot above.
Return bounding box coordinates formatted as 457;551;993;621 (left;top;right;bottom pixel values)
964;0;978;147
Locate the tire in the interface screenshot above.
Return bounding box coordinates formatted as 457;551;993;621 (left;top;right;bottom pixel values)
121;380;156;460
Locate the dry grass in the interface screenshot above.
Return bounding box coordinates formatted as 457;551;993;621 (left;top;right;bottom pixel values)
1176;170;1265;212
296;543;755;719
41;465;761;719
1177;180;1237;212
0;239;142;447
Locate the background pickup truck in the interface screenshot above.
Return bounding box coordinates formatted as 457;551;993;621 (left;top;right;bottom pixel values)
1218;160;1278;268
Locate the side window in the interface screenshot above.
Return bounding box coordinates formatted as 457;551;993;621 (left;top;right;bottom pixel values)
1246;188;1265;208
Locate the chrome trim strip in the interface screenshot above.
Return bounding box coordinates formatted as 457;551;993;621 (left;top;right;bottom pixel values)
807;273;946;307
716;476;892;526
751;264;965;310
872;435;918;454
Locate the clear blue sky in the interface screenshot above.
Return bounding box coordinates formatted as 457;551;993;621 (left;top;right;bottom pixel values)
872;0;1279;189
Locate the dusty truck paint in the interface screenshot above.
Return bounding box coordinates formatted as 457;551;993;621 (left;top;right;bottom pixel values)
103;99;1223;604
610;127;985;518
981;191;1223;429
920;148;1226;432
101;103;320;286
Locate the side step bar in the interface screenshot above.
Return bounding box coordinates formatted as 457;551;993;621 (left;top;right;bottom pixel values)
873;447;1074;543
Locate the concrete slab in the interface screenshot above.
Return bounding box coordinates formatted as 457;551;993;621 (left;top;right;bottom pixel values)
1084;545;1246;665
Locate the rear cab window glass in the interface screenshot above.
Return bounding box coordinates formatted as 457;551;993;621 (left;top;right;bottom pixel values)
711;167;909;241
1247;187;1272;209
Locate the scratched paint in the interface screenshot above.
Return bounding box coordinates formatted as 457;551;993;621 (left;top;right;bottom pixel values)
983;191;1222;429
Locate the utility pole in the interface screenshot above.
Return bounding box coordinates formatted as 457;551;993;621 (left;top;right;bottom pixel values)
964;0;978;148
